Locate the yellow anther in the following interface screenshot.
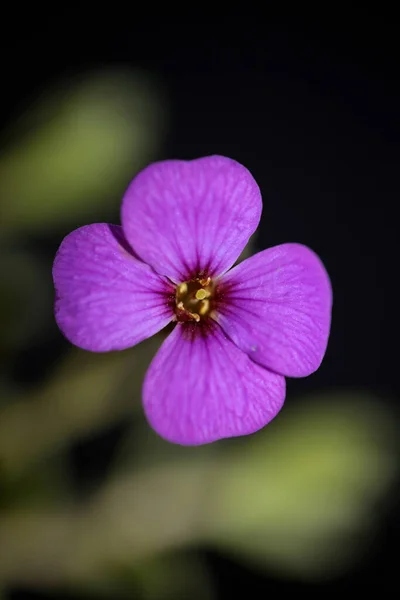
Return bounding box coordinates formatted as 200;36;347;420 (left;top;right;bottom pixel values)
195;288;208;300
175;277;214;323
198;299;210;315
178;282;188;295
199;277;211;286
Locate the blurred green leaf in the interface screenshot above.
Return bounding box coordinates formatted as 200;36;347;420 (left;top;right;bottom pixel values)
0;454;69;510
0;335;162;474
106;553;215;600
0;459;212;585
0;247;52;360
0;391;396;587
0;68;166;232
205;392;397;579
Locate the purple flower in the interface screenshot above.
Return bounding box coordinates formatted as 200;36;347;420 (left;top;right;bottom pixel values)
53;156;332;445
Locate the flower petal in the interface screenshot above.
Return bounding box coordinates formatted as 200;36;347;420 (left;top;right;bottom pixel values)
53;224;174;351
143;322;285;445
217;244;332;377
121;155;262;281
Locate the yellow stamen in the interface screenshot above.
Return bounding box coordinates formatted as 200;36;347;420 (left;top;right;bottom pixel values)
175;277;215;323
195;288;208;300
199;277;211;286
198;299;210;315
178;282;188;295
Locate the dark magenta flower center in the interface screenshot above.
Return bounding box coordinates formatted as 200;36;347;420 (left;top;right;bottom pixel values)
175;277;215;323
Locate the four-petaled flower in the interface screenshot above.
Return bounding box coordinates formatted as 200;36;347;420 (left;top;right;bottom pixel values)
53;156;332;445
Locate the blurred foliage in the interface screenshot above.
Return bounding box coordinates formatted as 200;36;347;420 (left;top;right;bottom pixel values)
106;552;215;599
207;392;397;579
0;68;166;233
0;337;161;476
0;390;397;594
0;247;53;368
0;66;398;598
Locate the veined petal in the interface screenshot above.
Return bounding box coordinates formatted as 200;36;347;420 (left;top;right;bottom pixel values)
217;244;332;377
143;322;285;445
53;224;174;352
121;155;262;282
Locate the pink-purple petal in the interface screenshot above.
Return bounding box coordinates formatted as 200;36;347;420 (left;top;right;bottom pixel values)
217;244;332;377
121;155;262;282
53;224;174;352
143;322;285;445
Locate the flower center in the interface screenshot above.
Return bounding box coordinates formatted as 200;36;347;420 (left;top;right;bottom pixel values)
175;277;214;323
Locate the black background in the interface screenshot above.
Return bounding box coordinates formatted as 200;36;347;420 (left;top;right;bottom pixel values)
2;15;399;597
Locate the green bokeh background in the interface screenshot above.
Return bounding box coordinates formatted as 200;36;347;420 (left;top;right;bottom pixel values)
0;62;398;599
